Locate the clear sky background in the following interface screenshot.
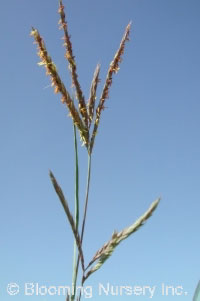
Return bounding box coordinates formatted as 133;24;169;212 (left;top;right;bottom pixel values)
0;0;200;300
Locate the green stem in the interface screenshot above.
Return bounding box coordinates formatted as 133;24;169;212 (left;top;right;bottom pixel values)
74;124;79;231
71;125;79;301
74;153;92;301
80;154;92;243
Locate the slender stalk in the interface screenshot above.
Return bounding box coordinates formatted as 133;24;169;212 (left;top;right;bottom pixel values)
71;125;79;300
72;154;92;301
74;125;79;231
81;154;92;243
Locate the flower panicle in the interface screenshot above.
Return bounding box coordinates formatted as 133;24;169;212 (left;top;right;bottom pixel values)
89;22;131;153
58;0;89;128
30;28;89;147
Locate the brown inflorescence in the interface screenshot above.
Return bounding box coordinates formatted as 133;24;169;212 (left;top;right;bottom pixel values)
88;64;101;128
89;23;131;153
30;28;89;147
58;0;89;128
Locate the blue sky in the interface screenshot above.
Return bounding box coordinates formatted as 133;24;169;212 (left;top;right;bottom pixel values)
0;0;200;300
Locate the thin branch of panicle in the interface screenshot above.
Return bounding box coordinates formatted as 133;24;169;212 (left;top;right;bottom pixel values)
30;28;89;147
90;22;131;154
58;0;89;128
88;64;100;127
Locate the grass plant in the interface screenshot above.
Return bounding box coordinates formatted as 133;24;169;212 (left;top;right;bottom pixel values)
31;1;160;300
